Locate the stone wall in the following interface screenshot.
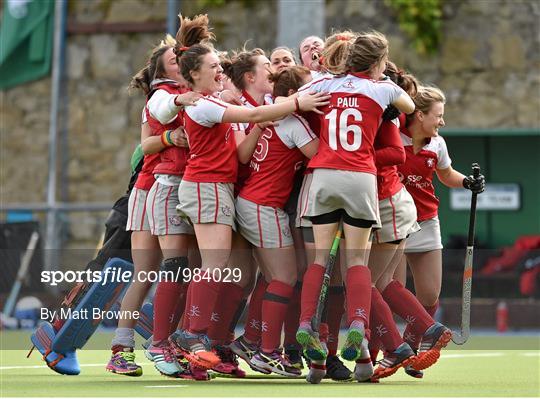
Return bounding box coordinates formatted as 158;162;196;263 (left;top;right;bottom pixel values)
1;0;538;246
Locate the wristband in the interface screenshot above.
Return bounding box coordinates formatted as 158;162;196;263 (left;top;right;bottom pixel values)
294;97;300;113
166;130;174;146
161;131;173;147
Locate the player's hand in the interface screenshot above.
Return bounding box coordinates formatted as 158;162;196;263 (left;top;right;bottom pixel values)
382;104;401;121
298;92;330;114
219;89;243;105
170;126;189;147
463;174;485;194
175;92;203;107
254;121;278;133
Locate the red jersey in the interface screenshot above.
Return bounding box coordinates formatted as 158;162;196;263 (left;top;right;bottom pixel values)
375;117;406;200
146;81;189;176
134;154;159;190
397;127;452;221
299;73;405;174
240;113;316;208
183;96;237;183
232;91;274;194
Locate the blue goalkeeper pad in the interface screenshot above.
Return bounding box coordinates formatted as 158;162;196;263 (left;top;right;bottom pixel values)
51;258;133;353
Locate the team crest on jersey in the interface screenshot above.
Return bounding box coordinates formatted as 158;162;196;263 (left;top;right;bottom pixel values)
282;225;291;238
169;215;182;226
221;205;232;217
426;158;435;168
342;79;355;89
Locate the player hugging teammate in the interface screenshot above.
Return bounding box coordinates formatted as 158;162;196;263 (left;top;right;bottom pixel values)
31;12;485;385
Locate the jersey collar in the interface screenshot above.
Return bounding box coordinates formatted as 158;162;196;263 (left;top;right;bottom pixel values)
242;90;262;107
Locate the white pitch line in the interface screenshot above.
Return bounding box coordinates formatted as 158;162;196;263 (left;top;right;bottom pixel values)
145;385;187;388
440;352;504;359
0;362;152;370
521;352;540;356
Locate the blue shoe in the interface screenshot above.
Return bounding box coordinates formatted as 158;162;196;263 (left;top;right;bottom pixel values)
341;321;365;361
296;323;327;361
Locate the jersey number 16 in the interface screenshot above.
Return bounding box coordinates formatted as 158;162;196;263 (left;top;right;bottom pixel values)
325;108;363;151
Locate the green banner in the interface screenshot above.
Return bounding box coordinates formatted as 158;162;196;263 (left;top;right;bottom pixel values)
0;0;54;90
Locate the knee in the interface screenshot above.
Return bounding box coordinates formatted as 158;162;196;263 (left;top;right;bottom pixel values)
416;290;440;307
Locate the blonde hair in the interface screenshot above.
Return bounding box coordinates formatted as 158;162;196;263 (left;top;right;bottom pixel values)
321;30;357;75
414;85;446;113
346;30;389;74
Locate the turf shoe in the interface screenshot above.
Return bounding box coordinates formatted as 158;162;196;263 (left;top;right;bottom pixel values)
212;345;246;378
251;350;302;377
106;348;143;377
284;344;304;370
296;322;327;361
340;320;365;361
371;342;416;381
188;362;212;380
324;355;353;381
169;330;220;369
230;335;271;374
411;322;452;371
404;364;424;378
306;360;326;384
145;342;184;376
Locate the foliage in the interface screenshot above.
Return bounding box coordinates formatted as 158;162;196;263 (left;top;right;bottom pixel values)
385;0;443;55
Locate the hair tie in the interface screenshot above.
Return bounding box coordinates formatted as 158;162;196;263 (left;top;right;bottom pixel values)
179;46;190;52
336;35;350;41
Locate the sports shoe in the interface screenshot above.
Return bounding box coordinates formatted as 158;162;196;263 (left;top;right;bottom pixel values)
306;360;326;384
169;329;220;369
188;362;212;381
284;344;304;370
411;322;452;371
371;342;416;381
212;345;246;378
340;320;365;361
251;350;302;377
145;342;184;376
404;364;424;378
324;354;352;381
296;323;327;361
230;335;271;374
354;339;374;382
106;348;143;377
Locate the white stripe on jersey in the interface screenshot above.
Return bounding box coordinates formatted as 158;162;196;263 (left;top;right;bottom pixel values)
400;133;452;169
298;73;404;111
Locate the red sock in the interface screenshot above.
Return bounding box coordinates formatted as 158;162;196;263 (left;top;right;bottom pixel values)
283;282;302;347
370;287;403;352
382;280;435;350
169;283;189;335
345;266;372;326
181;282;193;330
207;282;244;344
326;286;345;356
187;279;221;334
369;336;381;364
153;280;185;342
244;276;268;343
300;264;325;323
261;280;294;352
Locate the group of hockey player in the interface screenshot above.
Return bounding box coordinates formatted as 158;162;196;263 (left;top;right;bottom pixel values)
30;13;485;384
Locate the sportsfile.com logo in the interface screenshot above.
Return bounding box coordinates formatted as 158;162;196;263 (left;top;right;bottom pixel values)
40;267;242;286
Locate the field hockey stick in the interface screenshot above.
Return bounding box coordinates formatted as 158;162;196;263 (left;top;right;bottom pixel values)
3;231;40;317
310;220;343;333
451;163;481;345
